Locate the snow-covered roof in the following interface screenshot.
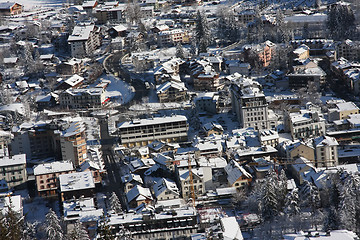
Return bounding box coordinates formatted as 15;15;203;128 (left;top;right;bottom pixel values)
33;161;74;175
61;121;85;138
68;25;95;41
153;178;179;198
156;81;187;94
220;217;244;240
0;195;22;216
283;230;358;240
80;160;100;171
3;57;18;64
0;103;25;116
0;2;20;9
0;154;26;167
336;101;359;111
314;136;338;147
224;160;251;185
126;185;153;203
64;74;84;87
112;24;127;32
121;173;143;184
59;171;95;192
179;168;203;181
118;115;187;129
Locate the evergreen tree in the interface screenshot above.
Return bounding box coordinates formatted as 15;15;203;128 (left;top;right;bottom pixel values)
175;43;185;59
0;199;24;240
69;220;90;240
284;189;300;216
195;11;211;53
324;206;339;231
45;209;64;240
327;2;355;41
300;180;320;213
97;213;114;240
109;192;122;214
23;221;39;240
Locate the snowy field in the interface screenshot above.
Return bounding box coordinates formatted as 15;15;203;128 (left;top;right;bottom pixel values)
13;0;65;10
92;74;135;105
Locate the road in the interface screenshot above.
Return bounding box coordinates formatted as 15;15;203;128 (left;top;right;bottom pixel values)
99;116;128;211
105;52;150;110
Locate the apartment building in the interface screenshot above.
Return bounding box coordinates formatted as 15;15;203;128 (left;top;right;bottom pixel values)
11;122;61;160
59;88;106;109
59;171;95;202
156;81;187;103
177;168;205;199
108;207;198;240
117;115;188;148
314;135;339;168
194;92;219;115
0;154;26;189
157;29;187;46
284;109;326;140
328;101;359;122
33;161;74;197
230;78;269;130
68;24;101;58
60;121;87;167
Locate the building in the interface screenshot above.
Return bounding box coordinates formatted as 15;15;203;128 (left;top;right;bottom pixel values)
292;44;310;60
60;121;87;167
0;154;26;189
126;185;153;208
56;59;84;76
33;161;74;197
11;122;61;160
59;88;107;109
59;171;95;202
68;25;101;58
258;129;279;148
56;74;84;90
157;29;187;46
121;173;143;193
152;178;180;201
328;101;359;122
156;81;187;103
284;109;326;140
230;78;269;130
314;135;339;168
107;207;198;240
177;168;205;199
0;2;22;15
336;39;359;61
224;160;252;190
117;115;188;148
194;92;219;115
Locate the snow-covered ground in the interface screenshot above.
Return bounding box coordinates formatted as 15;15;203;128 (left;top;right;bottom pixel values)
93;74;135;105
14;0;65;10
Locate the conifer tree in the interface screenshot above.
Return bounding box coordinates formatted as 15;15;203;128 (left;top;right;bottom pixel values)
69;220;90;240
109;192;122;214
45;209;64;240
97;213;114;240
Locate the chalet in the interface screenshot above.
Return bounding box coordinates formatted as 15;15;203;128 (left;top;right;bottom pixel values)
156;81;187;103
56;74;84;90
108;25;127;38
202;122;224;136
152;178;180;201
224;160;252;190
0;2;22;15
126;185;153;208
121;173;144;193
56;59;84;76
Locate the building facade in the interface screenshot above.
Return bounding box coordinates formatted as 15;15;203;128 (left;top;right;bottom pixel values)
230;78;269;130
118;115;188;148
0;154;26;189
59;88;106;109
68;25;101;58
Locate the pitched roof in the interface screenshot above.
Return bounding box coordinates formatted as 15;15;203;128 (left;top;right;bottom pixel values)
126;185;153;203
224;160;251;185
153;178;179;198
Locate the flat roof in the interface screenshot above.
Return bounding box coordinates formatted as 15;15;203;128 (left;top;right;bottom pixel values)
118;115;187;129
